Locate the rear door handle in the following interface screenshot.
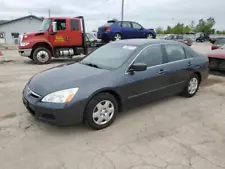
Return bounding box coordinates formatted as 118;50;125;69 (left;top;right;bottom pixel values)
159;69;166;74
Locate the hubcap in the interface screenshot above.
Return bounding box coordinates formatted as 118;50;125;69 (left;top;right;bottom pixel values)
114;34;121;41
188;77;198;94
37;50;49;63
147;34;153;39
92;100;115;125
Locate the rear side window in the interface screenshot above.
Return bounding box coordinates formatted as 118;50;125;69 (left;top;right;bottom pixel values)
164;44;186;62
70;19;79;31
134;45;163;67
122;22;132;28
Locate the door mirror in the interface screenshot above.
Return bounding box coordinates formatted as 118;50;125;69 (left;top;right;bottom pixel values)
52;22;57;33
128;63;147;72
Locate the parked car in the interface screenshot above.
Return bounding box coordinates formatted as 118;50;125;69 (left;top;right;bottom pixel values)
165;34;193;46
208;44;225;71
97;19;156;42
22;39;209;130
195;32;210;42
211;38;225;50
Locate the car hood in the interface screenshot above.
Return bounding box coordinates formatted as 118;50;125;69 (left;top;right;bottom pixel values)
208;49;225;59
28;62;109;96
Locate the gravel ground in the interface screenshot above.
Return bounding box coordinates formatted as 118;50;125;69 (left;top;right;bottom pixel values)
0;42;225;169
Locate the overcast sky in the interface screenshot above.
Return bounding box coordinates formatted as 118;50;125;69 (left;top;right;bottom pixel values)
0;0;224;31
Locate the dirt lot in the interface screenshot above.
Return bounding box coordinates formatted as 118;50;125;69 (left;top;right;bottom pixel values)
1;42;225;169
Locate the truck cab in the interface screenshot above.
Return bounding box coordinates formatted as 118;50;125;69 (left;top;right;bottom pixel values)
18;16;88;64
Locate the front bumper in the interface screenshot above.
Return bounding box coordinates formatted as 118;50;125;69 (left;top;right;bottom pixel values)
18;48;32;57
22;86;86;126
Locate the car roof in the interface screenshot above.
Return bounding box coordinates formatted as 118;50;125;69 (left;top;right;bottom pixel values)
112;39;180;46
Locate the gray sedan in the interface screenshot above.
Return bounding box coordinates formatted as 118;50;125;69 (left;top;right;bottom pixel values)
22;39;209;130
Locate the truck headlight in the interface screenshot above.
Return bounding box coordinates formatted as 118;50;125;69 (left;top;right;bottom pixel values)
21;42;30;46
41;88;79;103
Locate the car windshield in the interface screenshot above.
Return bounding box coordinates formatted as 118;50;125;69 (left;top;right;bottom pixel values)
215;39;225;45
40;18;52;31
80;43;137;70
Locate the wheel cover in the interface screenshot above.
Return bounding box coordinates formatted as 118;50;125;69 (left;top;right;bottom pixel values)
188;77;198;94
114;34;121;41
37;50;49;63
147;34;153;39
92;100;115;125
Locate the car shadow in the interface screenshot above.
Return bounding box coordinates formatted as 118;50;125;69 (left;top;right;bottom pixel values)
209;70;225;77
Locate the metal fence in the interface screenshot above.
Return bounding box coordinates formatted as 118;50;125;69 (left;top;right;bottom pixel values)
156;34;225;40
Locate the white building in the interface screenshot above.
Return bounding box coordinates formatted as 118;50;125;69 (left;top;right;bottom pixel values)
0;15;43;44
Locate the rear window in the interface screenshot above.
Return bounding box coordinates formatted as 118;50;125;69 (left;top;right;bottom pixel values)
103;23;114;27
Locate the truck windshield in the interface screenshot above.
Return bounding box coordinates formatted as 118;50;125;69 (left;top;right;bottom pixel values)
40;19;52;31
80;43;137;70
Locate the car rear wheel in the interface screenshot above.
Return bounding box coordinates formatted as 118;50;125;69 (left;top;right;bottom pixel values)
112;33;122;41
84;93;118;130
181;74;200;98
33;47;51;64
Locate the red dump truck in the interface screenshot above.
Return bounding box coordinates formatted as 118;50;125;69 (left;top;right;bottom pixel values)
18;16;103;64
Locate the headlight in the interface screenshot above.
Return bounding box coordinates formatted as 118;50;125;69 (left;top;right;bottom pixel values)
41;88;79;103
21;42;30;46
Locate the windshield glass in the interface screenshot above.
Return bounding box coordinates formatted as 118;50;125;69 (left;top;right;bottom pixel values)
80;43;137;70
40;18;52;31
215;39;225;45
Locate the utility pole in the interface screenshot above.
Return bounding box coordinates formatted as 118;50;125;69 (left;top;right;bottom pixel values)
121;0;124;21
48;9;51;17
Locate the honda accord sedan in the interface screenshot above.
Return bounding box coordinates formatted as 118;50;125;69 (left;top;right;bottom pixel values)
22;39;209;130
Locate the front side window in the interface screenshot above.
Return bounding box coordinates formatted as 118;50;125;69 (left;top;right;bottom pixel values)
134;45;163;67
55;19;66;31
132;22;142;29
164;44;186;62
80;43;137;70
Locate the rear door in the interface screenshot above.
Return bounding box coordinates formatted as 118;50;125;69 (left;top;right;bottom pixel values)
130;22;145;38
69;19;83;46
162;43;191;93
121;21;134;39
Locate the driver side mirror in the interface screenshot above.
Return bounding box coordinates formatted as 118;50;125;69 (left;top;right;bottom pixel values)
128;63;147;73
52;22;57;33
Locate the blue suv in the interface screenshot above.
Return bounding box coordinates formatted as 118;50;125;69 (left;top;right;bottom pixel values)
97;20;156;42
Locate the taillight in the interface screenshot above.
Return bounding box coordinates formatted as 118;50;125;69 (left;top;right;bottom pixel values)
105;27;111;32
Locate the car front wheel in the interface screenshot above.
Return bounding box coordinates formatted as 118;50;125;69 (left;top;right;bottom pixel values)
84;93;118;130
146;33;154;39
182;74;200;98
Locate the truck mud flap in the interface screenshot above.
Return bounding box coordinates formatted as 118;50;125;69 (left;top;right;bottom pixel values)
209;58;225;71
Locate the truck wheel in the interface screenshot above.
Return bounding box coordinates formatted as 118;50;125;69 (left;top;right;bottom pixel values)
33;47;51;64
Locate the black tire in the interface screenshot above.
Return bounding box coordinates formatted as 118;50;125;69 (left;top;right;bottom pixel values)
33;47;51;65
181;74;200;98
146;33;154;39
112;33;122;41
84;93;118;130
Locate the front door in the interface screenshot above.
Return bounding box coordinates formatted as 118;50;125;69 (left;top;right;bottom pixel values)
123;44;170;107
49;19;71;47
131;22;144;38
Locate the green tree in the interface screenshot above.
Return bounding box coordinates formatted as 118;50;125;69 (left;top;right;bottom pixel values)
155;27;164;34
195;17;215;34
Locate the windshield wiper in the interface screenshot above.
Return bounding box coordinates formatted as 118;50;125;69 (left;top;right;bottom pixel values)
81;62;101;69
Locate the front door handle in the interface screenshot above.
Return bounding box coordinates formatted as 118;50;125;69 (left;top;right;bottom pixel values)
159;69;166;74
188;62;192;66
